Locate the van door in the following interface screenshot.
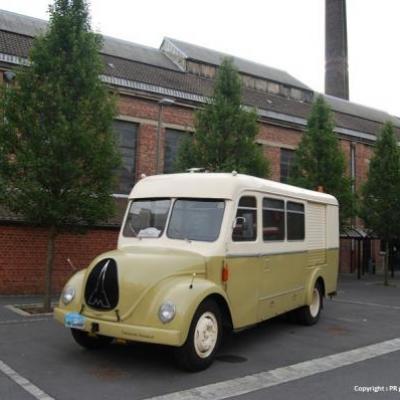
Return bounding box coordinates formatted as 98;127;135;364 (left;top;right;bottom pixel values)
258;198;307;320
225;195;261;328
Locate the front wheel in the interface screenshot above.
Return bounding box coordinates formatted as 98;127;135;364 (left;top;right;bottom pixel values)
71;329;113;350
295;282;323;326
174;299;222;371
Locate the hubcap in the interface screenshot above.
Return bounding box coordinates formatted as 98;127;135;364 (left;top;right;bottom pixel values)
309;288;320;318
194;311;218;359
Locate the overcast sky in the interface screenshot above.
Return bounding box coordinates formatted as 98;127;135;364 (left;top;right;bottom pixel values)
1;0;399;116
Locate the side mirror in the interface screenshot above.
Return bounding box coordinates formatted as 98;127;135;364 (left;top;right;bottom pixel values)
233;216;247;229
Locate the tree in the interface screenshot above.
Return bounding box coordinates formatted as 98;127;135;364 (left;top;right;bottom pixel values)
175;58;269;177
289;95;354;227
0;0;120;310
361;122;400;286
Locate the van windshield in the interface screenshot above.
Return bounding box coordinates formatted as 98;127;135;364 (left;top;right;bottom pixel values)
123;199;171;238
167;199;225;242
123;198;225;241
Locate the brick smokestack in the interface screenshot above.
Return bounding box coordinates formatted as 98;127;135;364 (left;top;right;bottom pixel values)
325;0;349;100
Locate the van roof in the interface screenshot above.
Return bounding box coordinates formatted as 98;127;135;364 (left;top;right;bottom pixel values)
129;173;338;206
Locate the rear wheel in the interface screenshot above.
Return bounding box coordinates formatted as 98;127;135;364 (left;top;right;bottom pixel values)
71;329;113;350
174;299;222;371
295;282;323;326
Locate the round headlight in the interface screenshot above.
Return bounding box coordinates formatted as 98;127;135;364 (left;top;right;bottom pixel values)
158;301;176;324
61;286;76;305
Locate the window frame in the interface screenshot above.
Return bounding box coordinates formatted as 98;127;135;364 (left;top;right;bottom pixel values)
262;196;286;242
261;196;306;243
166;198;226;243
163;129;192;174
286;200;306;242
122;197;172;238
113;119;139;195
280;148;295;184
232;195;258;242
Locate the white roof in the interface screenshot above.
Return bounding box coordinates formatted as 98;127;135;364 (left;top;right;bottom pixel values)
129;173;338;206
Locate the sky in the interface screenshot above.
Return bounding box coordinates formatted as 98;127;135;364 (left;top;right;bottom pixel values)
1;0;399;116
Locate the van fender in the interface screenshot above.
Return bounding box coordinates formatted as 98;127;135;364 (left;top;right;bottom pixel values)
58;269;87;310
134;275;232;346
305;268;325;305
177;278;231;344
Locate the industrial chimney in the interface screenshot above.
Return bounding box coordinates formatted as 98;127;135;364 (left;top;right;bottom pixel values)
325;0;349;100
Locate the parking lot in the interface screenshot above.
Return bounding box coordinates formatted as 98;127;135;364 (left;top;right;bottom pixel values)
1;274;400;400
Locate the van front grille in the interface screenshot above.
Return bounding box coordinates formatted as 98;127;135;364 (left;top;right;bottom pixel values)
84;258;119;311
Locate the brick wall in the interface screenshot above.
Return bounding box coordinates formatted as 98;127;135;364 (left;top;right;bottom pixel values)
118;95;194;127
136;124;158;177
118;95;195;178
340;238;384;274
355;142;372;188
0;224;118;295
258;124;302;181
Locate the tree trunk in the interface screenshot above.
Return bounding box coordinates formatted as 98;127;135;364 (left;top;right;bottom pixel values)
390;243;395;278
384;241;389;287
44;226;57;312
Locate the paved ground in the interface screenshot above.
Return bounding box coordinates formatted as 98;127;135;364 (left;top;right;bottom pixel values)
0;274;399;400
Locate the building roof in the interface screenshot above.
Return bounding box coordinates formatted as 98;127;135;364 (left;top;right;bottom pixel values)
0;9;180;71
321;94;400;127
131;173;338;206
162;37;311;91
102;36;179;71
0;29;32;58
0;9;46;37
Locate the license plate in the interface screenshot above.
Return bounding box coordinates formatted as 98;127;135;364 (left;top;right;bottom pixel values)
64;312;86;330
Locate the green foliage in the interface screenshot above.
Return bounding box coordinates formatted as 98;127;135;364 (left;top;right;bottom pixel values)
289;95;355;227
175;135;196;171
361;122;400;241
361;121;400;286
0;0;120;229
175;58;269;177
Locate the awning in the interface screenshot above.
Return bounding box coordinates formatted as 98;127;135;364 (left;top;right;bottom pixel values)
340;227;377;239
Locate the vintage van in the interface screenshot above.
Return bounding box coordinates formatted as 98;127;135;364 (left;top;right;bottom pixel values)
54;172;339;371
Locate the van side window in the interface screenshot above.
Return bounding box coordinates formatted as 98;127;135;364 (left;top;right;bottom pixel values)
263;198;285;241
232;196;257;242
287;201;305;240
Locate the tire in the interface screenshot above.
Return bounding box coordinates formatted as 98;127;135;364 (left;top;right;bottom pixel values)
71;329;113;350
295;282;323;326
174;299;222;372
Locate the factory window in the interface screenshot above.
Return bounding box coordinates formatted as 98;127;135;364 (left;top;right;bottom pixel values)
114;120;138;194
164;129;191;173
280;148;295;183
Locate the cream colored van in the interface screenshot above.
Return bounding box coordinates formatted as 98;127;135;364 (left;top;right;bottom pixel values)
54;173;339;371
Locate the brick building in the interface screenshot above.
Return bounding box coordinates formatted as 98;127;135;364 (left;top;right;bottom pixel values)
0;10;399;294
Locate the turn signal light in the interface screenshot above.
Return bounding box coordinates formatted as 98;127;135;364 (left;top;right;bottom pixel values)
222;263;229;282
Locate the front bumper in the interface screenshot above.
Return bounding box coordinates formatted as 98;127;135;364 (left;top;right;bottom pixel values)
54;307;182;347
